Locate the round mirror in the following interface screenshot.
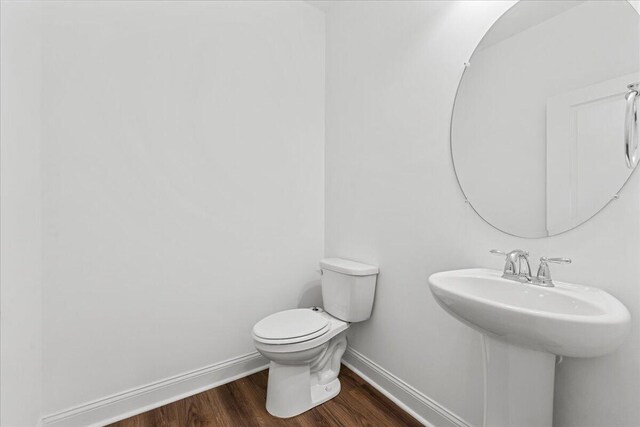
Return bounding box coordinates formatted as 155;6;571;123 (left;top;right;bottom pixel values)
451;0;640;238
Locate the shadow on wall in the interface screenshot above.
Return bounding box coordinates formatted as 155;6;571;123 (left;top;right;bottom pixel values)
298;279;323;308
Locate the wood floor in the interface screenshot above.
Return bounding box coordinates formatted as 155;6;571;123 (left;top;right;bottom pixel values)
109;365;422;427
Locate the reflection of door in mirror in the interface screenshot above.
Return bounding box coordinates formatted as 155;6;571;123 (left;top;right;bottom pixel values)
546;74;640;235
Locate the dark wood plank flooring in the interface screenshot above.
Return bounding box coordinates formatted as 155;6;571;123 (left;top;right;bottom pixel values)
109;365;422;427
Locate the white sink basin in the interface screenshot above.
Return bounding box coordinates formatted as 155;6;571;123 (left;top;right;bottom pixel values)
428;268;630;357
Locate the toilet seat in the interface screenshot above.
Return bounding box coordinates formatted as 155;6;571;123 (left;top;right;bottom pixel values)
253;309;330;345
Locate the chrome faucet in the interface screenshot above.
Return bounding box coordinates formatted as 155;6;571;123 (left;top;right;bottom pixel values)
490;250;571;287
490;249;532;283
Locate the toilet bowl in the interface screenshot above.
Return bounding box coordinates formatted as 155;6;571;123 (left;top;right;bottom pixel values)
253;308;348;418
252;258;378;418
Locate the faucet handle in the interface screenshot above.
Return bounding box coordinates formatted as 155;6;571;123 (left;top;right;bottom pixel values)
536;256;572;287
490;249;529;257
542;257;571;264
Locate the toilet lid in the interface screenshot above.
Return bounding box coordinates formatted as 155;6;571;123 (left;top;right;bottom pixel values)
253;309;330;343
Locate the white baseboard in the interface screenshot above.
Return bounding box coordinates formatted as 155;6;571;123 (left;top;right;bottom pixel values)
41;352;268;427
342;347;471;427
41;347;468;427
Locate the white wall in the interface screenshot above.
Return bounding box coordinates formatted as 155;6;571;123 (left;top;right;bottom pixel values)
325;1;640;426
0;2;44;425
4;1;639;425
453;1;639;237
39;1;325;416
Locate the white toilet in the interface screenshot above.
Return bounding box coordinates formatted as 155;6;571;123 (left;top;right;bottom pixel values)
252;258;378;418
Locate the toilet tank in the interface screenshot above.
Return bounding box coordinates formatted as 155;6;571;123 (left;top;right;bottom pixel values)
320;258;379;322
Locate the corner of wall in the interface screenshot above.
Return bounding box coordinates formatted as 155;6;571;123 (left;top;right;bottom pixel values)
0;1;44;425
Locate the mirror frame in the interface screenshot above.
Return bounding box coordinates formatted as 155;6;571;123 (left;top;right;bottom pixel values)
449;0;640;239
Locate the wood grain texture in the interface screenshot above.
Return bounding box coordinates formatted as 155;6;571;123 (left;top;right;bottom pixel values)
109;365;422;427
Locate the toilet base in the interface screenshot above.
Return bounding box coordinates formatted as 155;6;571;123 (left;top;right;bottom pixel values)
265;362;342;418
265;332;347;418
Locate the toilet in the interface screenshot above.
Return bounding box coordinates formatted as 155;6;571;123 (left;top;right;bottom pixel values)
252;258;379;418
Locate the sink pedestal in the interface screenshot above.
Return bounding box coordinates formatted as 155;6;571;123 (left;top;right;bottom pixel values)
482;335;556;427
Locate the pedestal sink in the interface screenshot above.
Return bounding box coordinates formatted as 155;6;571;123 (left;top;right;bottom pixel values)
428;268;630;427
